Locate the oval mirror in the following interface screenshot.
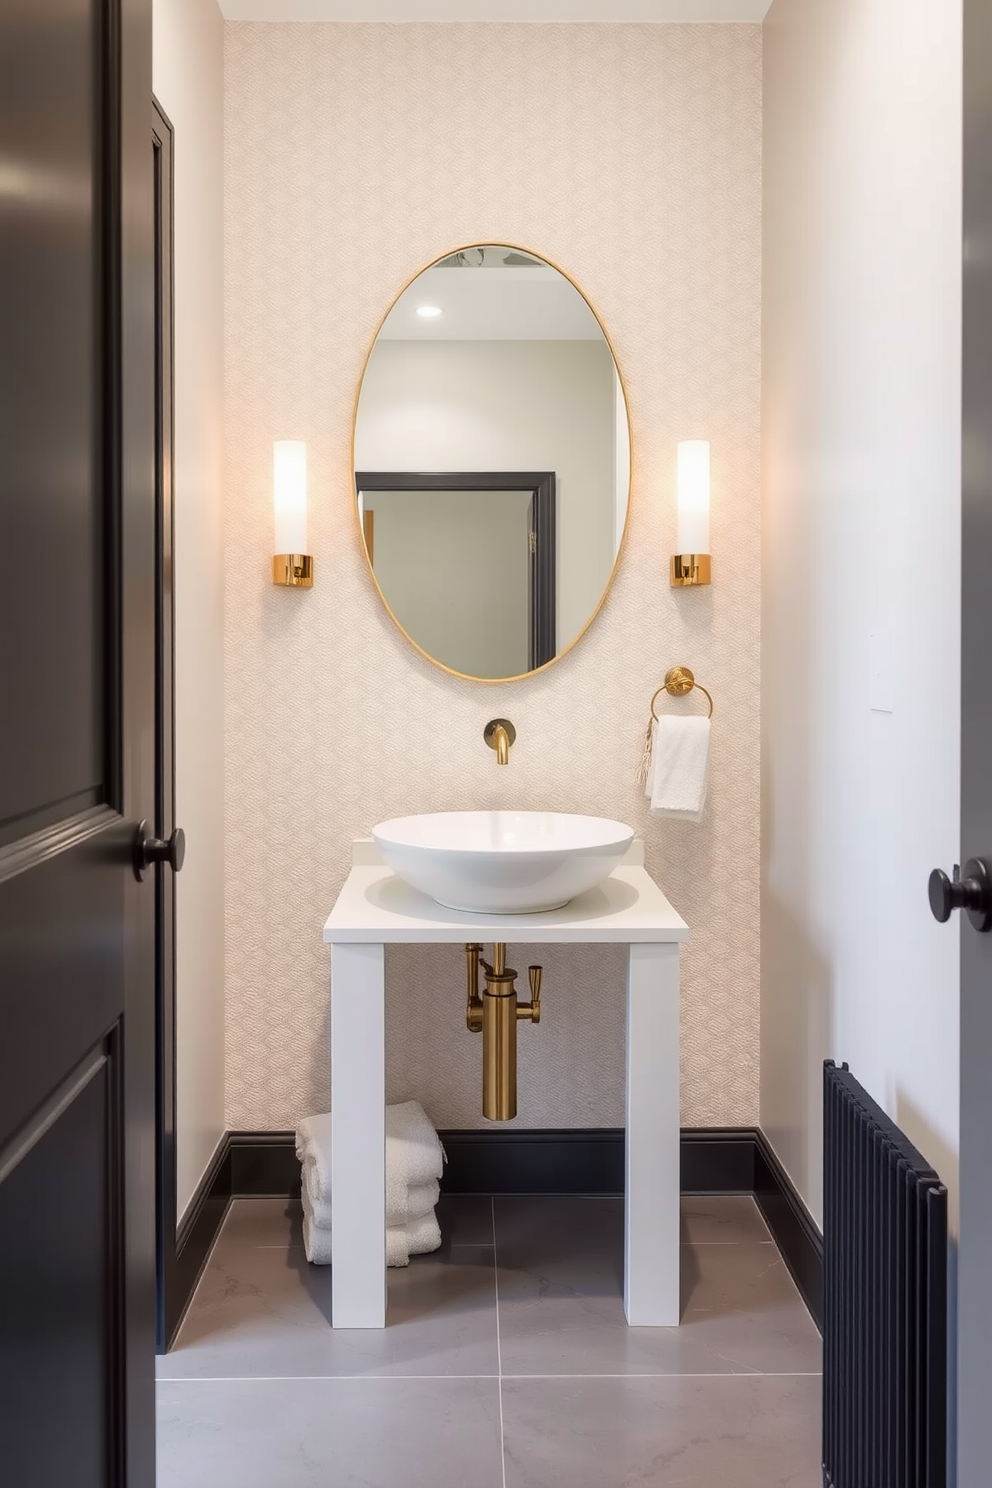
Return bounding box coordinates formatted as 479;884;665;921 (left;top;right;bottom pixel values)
354;244;630;682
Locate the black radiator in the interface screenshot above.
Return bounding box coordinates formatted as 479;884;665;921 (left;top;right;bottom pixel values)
823;1060;947;1488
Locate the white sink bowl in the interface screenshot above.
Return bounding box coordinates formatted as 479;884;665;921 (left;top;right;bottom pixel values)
371;810;635;914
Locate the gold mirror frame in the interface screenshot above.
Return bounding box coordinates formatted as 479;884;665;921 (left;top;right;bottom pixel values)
351;242;633;684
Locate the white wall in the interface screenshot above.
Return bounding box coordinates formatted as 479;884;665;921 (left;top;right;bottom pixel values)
762;0;962;1230
153;0;226;1219
356;338;617;649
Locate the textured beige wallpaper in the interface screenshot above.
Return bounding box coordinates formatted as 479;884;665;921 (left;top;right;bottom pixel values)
223;21;762;1132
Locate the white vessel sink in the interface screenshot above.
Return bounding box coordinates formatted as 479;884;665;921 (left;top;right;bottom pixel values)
371;810;635;914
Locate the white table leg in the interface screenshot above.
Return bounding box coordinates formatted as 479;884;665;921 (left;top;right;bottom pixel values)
625;940;681;1326
330;942;386;1328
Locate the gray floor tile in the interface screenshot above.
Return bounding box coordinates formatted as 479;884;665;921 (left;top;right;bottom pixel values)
436;1193;496;1247
501;1374;823;1488
158;1236;498;1380
494;1196;624;1257
214;1196;491;1254
495;1197;821;1376
210;1198;303;1254
494;1193;774;1251
679;1244;823;1374
158;1195;822;1483
157;1376;504;1488
680;1194;774;1245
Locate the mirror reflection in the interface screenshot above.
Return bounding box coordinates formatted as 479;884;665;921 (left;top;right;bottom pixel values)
354;245;630;681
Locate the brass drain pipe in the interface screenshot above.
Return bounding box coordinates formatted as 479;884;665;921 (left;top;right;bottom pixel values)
465;943;542;1121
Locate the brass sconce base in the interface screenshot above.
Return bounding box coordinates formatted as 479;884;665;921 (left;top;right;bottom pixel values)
465;943;542;1121
273;553;314;588
670;554;711;587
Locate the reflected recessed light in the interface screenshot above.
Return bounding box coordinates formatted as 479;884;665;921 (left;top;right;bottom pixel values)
416;304;443;318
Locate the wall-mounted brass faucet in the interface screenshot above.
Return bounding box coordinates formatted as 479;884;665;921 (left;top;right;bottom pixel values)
484;718;516;765
465;943;542;1120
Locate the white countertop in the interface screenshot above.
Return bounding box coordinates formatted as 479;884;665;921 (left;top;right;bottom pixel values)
323;840;689;945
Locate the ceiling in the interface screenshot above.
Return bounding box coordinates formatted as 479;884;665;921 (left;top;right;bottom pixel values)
220;1;771;21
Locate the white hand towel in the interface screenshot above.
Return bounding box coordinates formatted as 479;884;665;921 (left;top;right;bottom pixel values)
295;1101;445;1209
301;1187;441;1269
302;1162;439;1231
647;715;711;822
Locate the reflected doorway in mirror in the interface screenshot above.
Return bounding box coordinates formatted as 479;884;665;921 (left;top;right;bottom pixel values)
356;471;554;678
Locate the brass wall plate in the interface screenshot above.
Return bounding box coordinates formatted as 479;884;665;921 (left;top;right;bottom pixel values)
670;553;711;587
664;664;695;697
484;718;517;752
273;554;314;588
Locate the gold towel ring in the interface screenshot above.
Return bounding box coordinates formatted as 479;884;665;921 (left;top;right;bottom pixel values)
650;665;714;721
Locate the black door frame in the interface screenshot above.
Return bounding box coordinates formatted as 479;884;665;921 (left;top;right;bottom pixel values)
151;97;230;1356
120;0;158;1473
355;470;557;670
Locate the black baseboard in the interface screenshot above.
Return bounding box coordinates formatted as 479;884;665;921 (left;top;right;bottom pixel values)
440;1128;624;1193
438;1127;758;1196
679;1127;758;1194
161;1136;231;1350
228;1130;302;1196
161;1125;823;1349
753;1129;823;1328
217;1126;760;1199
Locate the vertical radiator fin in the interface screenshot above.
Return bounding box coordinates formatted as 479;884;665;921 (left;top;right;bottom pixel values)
822;1060;947;1488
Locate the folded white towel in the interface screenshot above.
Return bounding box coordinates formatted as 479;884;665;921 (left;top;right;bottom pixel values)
295;1101;445;1210
302;1161;440;1231
647;715;711;822
301;1187;442;1269
386;1099;446;1187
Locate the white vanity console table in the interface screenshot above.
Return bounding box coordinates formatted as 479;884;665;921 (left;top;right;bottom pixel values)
322;840;688;1330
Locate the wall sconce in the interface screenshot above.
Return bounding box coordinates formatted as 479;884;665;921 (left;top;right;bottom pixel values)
670;440;711;587
272;440;313;587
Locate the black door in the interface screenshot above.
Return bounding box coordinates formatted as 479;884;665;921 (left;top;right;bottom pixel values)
0;1;156;1485
959;1;992;1480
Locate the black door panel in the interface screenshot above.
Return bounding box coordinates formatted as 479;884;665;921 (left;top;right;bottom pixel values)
0;0;155;1483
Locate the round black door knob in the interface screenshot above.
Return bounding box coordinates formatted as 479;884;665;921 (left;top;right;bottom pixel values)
928;868;958;922
928;859;992;932
133;820;186;881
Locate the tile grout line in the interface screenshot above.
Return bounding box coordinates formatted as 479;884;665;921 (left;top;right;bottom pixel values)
494;1371;825;1381
157;1375;503;1383
492;1197;507;1488
156;1370;825;1384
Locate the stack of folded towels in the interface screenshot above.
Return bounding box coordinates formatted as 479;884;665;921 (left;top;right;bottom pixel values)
295;1099;444;1268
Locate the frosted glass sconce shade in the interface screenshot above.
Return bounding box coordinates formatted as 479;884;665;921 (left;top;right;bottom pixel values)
671;440;711;587
272;440;313;587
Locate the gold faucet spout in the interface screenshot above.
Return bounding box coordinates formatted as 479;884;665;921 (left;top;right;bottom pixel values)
484;718;516;765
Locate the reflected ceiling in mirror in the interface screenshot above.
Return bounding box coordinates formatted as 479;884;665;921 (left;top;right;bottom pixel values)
354;245;630;682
